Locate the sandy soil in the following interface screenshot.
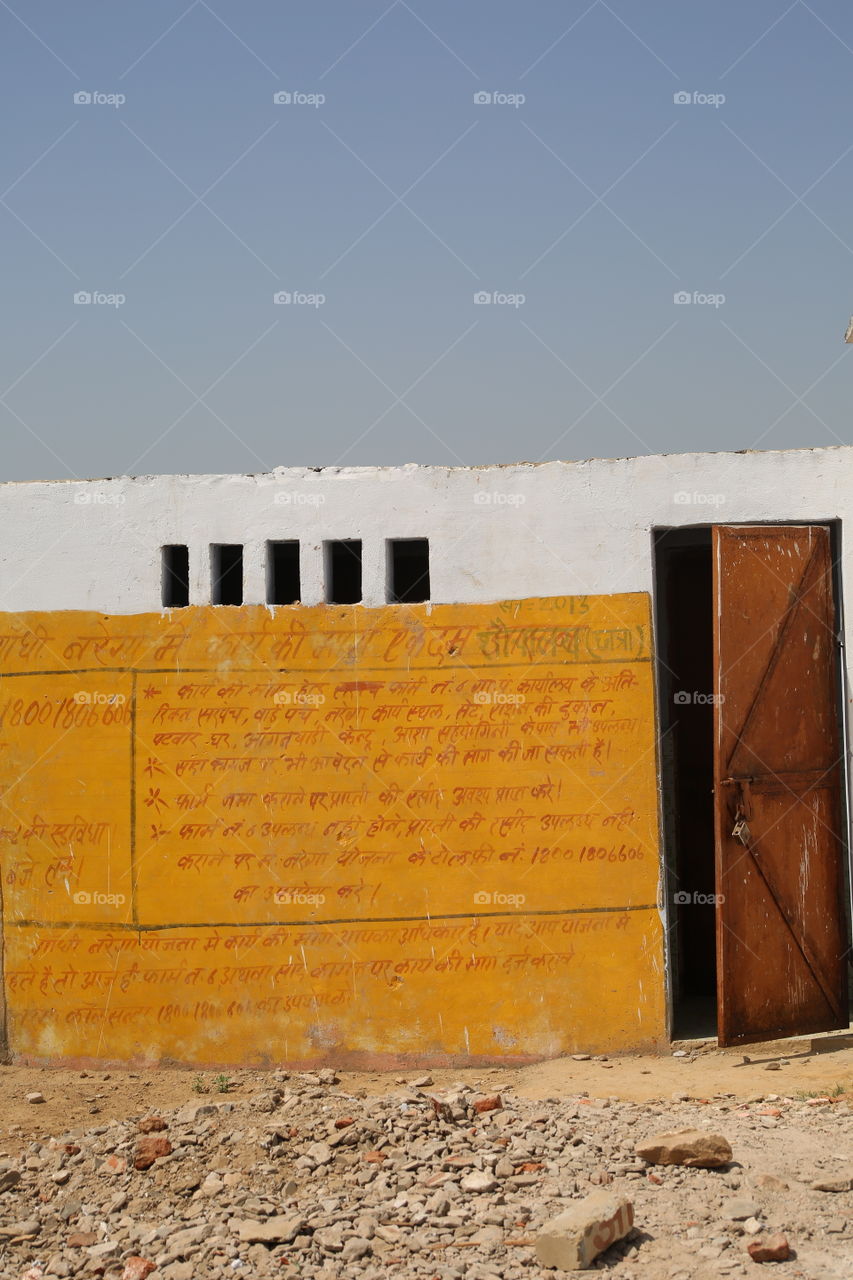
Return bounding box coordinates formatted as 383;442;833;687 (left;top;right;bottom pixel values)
2;1030;851;1151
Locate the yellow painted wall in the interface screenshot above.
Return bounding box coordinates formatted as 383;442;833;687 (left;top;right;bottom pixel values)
0;595;664;1066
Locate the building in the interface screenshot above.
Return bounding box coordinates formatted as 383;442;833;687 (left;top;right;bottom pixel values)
0;444;850;1066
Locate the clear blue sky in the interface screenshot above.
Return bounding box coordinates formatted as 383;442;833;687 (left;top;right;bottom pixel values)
2;0;853;480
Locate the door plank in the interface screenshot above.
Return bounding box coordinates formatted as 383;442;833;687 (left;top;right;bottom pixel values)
713;525;848;1046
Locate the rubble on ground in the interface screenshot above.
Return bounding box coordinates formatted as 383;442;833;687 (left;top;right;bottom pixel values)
0;1071;850;1279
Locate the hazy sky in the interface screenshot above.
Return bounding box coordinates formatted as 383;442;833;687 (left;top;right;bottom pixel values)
3;1;853;481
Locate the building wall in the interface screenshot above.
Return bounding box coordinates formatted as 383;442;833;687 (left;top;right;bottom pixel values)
0;447;850;613
0;446;850;1062
0;597;662;1066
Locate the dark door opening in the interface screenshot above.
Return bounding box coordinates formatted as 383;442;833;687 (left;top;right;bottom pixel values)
654;528;717;1039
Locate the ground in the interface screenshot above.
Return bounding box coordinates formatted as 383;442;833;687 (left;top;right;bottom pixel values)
0;1031;851;1279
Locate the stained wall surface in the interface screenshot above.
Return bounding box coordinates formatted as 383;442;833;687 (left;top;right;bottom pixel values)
0;595;664;1066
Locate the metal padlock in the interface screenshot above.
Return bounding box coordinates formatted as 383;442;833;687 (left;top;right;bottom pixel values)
731;817;750;846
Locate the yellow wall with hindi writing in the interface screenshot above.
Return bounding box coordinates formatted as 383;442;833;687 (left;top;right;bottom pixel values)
0;595;665;1065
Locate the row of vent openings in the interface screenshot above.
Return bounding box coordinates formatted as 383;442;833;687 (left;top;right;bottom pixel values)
162;540;430;608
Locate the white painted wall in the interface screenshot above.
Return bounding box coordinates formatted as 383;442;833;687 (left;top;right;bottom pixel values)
2;446;851;1027
1;446;850;614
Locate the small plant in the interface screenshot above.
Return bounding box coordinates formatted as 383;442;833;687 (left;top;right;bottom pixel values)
793;1083;847;1101
192;1074;209;1095
215;1073;231;1094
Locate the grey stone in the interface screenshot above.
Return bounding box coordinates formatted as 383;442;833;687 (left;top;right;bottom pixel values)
460;1170;497;1193
0;1217;41;1237
341;1237;372;1261
721;1196;761;1221
233;1214;305;1244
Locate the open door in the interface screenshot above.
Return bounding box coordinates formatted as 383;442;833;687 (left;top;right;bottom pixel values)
713;525;848;1046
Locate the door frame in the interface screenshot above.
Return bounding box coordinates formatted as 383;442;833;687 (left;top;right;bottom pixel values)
652;519;852;1044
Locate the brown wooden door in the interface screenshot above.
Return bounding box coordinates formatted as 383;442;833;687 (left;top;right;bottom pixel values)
713;525;848;1046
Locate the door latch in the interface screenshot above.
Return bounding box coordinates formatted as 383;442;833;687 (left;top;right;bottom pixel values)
731;816;751;846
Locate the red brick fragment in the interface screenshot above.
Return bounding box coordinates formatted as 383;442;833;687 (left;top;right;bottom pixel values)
334;1117;354;1129
473;1094;503;1115
123;1259;157;1280
747;1234;790;1263
134;1135;172;1170
137;1115;168;1133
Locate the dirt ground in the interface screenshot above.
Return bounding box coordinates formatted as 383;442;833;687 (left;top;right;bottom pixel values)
3;1030;852;1151
0;1034;852;1279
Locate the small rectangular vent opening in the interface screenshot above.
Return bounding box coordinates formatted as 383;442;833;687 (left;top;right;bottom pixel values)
211;544;243;606
326;539;362;604
162;545;189;608
389;538;430;603
267;541;301;605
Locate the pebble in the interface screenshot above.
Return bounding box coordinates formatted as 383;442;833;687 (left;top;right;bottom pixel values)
460;1170;498;1193
0;1218;40;1238
811;1175;853;1192
721;1196;761;1221
233;1214;305;1244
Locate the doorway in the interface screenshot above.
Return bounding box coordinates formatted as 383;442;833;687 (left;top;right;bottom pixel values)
654;527;716;1039
655;523;850;1046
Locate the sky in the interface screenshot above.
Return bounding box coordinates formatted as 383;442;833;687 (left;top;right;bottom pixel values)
2;0;853;481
